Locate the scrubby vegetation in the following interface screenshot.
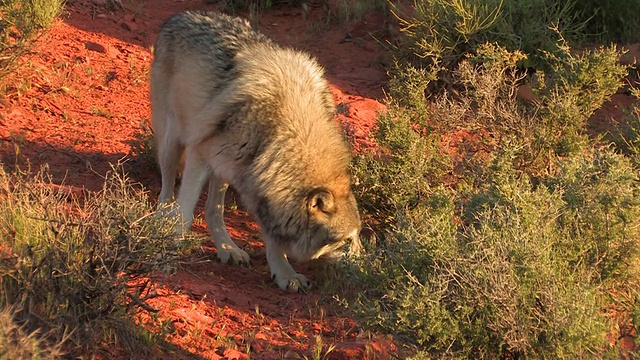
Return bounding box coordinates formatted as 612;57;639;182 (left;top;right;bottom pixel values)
0;166;197;357
0;0;65;82
340;0;640;358
1;3;197;352
392;0;640;72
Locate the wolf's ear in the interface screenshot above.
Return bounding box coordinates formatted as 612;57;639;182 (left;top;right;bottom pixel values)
308;188;335;215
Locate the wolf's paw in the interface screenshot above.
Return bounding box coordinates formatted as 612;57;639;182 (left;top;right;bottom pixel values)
217;243;250;266
272;272;310;293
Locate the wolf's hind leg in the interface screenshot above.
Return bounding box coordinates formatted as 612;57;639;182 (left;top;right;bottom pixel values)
152;77;182;205
205;177;251;265
156;133;183;205
174;148;209;231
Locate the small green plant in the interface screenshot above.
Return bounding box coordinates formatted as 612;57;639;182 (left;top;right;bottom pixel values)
306;335;336;360
129;119;157;169
90;105;112;119
128;53;150;85
0;0;65;83
326;0;388;24
218;0;277;14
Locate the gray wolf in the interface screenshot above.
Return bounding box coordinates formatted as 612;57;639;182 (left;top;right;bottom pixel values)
151;11;361;292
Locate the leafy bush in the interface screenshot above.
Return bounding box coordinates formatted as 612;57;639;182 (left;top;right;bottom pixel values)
392;0;639;73
392;42;625;178
393;0;576;71
351;106;452;228
606;87;640;163
533;43;627;156
342;37;638;359
392;0;501;69
0;0;65;82
0;165;197;357
348;144;640;358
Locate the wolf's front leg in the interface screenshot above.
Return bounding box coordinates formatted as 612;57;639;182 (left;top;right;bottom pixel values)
205;178;250;265
264;237;310;292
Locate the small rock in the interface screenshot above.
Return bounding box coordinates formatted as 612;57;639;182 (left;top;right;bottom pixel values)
105;70;117;84
122;20;137;32
215;346;226;356
232;334;244;346
106;45;121;58
283;350;302;359
85;41;107;53
223;348;246;360
254;332;268;341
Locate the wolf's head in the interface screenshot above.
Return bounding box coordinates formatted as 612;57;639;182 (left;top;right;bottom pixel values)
286;181;362;262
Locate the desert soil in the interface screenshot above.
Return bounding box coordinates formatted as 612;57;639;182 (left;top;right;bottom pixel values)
1;0;637;359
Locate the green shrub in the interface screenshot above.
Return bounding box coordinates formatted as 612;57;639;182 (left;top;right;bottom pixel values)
534;43;627;153
549;148;640;282
342;36;636;359
605;87;640;163
129;119;158;172
347;146;640;358
390;42;625;178
354;40;625;224
392;0;592;72
392;0;639;74
392;0;504;70
351;107;452;228
0;165;197;357
0;0;65;82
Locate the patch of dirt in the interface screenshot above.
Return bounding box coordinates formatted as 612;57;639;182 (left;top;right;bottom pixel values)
0;1;395;358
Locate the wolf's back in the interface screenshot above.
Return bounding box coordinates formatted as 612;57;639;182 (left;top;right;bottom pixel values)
153;11;273;80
